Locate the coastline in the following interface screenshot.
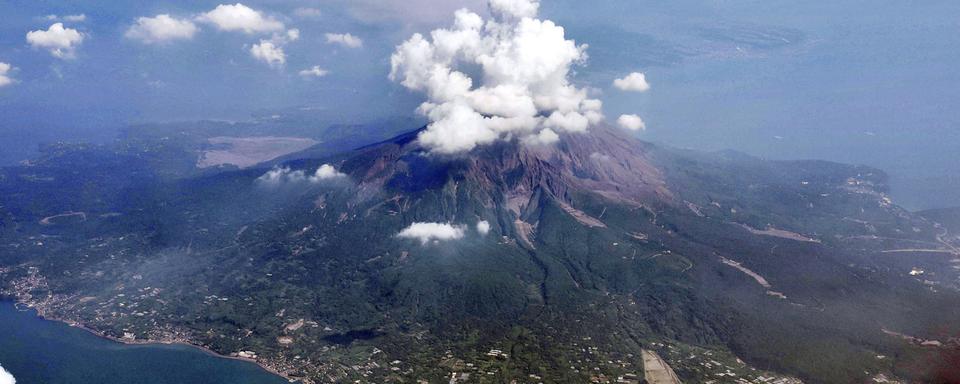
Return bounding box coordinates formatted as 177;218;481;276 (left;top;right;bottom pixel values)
8;300;297;383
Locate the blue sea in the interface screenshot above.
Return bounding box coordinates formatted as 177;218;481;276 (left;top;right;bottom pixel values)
0;301;288;384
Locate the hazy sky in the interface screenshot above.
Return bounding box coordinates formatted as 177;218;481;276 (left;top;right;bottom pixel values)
1;0;958;209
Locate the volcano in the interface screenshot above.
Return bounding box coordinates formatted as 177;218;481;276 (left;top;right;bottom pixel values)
3;125;960;383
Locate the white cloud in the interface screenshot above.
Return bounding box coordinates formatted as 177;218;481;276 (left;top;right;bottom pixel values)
198;3;284;34
325;33;363;48
248;29;300;68
26;23;84;59
476;220;491;235
489;0;540;19
257;166;304;185
294;7;322;19
250;40;285;67
311;164;346;180
0;62;13;88
63;14;87;22
286;29;300;41
0;364;14;384
522;128;560;146
257;165;345;185
397;222;466;244
299;65;329;78
613;72;650;92
125;14;198;44
127;5;296;67
344;0;485;24
43;14;86;22
544;111;590;132
617;114;646;131
389;0;602;154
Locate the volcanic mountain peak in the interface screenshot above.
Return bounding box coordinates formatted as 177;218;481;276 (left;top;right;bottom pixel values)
339;124;672;214
4;120;960;383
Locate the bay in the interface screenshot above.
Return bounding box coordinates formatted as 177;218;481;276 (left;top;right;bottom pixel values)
0;301;288;384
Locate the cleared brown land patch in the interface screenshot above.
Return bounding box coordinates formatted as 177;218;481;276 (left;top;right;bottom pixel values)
197;136;318;169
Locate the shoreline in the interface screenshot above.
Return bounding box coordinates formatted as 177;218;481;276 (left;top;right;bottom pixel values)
7;300;297;383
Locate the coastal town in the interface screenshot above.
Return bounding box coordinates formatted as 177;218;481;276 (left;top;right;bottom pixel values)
3;263;809;384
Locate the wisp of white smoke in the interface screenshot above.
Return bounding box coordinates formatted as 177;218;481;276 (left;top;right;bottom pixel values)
390;0;603;154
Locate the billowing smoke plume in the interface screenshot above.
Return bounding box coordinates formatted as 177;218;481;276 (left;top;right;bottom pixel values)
389;0;603;154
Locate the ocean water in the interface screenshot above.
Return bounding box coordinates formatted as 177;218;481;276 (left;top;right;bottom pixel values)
553;0;960;210
0;301;288;384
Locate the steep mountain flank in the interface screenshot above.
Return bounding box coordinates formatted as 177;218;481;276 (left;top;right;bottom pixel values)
2;126;959;383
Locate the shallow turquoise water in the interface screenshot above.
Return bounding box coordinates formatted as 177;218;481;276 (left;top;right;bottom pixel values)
0;301;288;384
